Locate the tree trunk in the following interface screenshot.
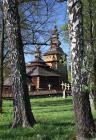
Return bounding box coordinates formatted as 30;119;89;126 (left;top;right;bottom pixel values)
88;0;96;110
73;93;95;139
0;18;4;113
3;0;36;127
67;0;96;138
93;57;96;109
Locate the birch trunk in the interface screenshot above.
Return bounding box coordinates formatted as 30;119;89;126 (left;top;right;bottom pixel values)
0;18;4;113
88;0;96;110
67;0;96;139
3;0;36;127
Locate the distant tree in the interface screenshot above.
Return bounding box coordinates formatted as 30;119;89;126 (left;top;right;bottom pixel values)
3;0;36;127
61;24;71;81
61;24;70;43
83;0;96;109
67;0;96;139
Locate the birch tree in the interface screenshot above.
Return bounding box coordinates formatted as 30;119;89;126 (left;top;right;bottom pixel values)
86;0;96;110
3;0;36;127
67;0;96;139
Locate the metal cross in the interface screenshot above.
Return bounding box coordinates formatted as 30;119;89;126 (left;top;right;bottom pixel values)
48;84;51;90
61;81;64;90
28;85;31;92
67;83;70;90
64;83;67;90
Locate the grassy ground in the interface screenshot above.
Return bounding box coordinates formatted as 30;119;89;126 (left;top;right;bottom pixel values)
0;97;95;140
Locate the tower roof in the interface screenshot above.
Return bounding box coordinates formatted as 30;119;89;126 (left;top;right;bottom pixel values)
26;46;49;68
43;46;65;56
44;26;66;56
52;25;58;35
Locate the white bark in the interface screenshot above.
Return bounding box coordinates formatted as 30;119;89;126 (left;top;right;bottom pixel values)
67;0;84;95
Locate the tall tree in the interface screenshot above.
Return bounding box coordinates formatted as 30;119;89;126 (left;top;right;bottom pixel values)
87;0;96;109
67;0;96;139
0;16;4;113
82;0;96;110
3;0;36;127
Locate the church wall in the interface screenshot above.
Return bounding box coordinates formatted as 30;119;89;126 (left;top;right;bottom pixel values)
32;77;37;88
32;76;60;90
39;76;48;89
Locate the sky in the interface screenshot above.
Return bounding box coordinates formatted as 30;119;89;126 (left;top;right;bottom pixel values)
24;1;70;63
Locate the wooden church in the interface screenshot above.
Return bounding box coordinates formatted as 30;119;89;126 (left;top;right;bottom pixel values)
26;26;68;91
3;26;68;97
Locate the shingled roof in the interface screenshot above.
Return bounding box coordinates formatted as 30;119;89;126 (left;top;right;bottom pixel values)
43;46;66;56
27;66;60;77
26;56;49;68
26;56;60;77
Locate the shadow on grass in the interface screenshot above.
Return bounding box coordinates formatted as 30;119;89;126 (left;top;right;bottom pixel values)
32;99;73;107
38;120;75;127
0;120;75;140
33;108;73;114
0;124;34;139
0;124;11;130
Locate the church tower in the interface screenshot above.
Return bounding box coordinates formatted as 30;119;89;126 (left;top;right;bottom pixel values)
44;26;68;82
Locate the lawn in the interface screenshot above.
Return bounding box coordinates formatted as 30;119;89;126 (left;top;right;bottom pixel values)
0;96;91;140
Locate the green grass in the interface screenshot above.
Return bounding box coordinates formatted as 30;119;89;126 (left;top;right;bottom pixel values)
0;97;85;140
